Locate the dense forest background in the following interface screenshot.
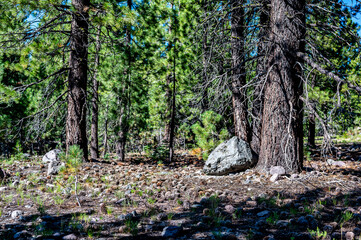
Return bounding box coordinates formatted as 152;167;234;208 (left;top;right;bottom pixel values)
0;0;360;170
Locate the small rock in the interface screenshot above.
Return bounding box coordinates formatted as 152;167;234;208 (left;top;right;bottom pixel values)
257;210;271;217
323;225;333;234
11;210;23;219
63;233;77;240
270;174;279;182
255;219;267;229
276;220;289;228
14;230;30;239
290;174;299;179
0;186;7;192
327;159;346;167
157;213;167;221
162;226;183;238
297;216;308;230
345;232;355;240
353;227;361;235
119;225;128;233
270;166;286;175
224;205;235;214
246;200;257;207
203;208;210;215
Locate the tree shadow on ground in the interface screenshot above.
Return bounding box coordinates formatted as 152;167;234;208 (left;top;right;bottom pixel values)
2;185;361;240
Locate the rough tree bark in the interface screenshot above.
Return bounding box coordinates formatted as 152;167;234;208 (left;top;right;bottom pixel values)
251;0;269;155
230;0;250;142
66;0;89;160
257;0;305;173
90;26;101;161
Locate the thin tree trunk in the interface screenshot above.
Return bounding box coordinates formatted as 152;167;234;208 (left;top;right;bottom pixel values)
90;26;101;161
116;0;132;161
308;111;316;147
102;103;109;157
169;3;177;161
116;107;127;161
163;73;172;144
66;0;89;160
201;0;209;112
257;0;305;173
231;0;250;142
251;0;270;155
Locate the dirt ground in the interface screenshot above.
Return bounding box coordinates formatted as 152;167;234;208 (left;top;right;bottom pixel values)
0;143;361;240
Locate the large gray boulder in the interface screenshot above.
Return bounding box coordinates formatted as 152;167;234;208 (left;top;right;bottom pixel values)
203;136;257;175
42;149;64;175
42;149;61;163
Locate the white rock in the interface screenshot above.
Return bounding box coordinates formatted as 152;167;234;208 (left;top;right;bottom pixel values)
270;174;279;182
11;210;23;219
42;149;61;163
270;166;286;175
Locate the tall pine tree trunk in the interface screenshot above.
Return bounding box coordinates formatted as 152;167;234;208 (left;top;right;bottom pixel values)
90;26;101;161
231;0;250;142
66;0;89;160
251;0;269;155
168;3;177;162
257;0;305;173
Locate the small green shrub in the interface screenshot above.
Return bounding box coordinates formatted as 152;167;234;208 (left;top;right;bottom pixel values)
59;145;83;173
191;111;229;160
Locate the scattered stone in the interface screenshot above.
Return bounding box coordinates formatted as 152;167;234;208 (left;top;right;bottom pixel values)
119;225;127;233
161;226;183;238
345;232;355;240
327;159;346;167
270;174;279;182
269;166;286;175
11;210;23;219
323;225;333;234
203;136;257;175
14;230;31;239
224;205;235;214
203;208;210;215
63;233;77;240
276;220;289;228
0;186;7;192
257;210;271;217
290;174;299;179
246;201;257;207
157;213;167;221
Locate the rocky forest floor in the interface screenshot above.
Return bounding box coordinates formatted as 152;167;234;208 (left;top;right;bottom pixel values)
1;143;361;240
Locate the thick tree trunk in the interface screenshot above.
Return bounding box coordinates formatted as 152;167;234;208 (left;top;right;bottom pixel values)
251;0;269;155
66;0;89;160
90;26;101;161
257;0;305;173
231;0;250;142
